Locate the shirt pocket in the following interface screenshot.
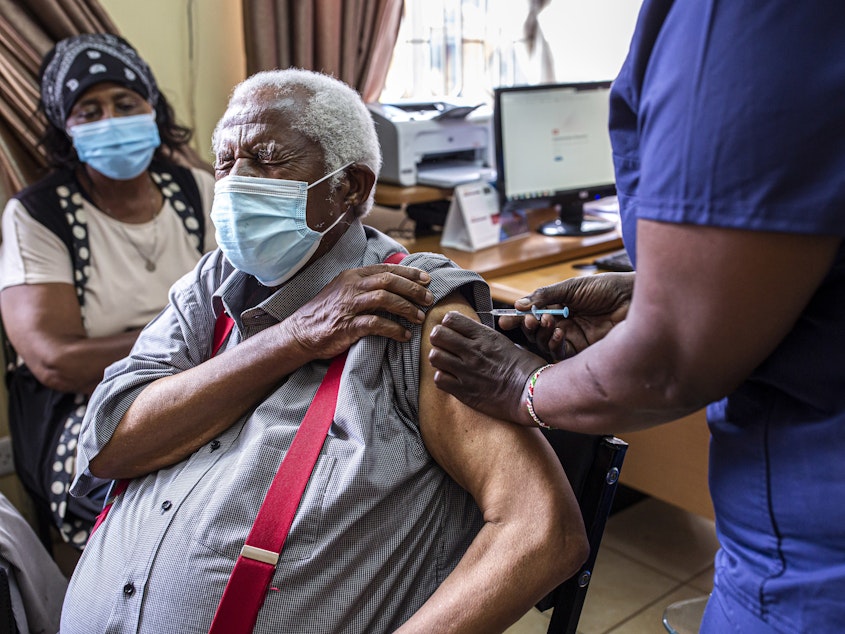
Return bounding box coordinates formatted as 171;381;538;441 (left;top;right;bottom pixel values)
192;445;337;563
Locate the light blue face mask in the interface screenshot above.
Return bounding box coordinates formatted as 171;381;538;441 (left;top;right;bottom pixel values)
210;162;353;287
69;112;161;180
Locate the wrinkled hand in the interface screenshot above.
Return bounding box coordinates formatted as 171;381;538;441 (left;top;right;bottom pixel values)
429;311;547;425
499;272;634;361
287;264;433;358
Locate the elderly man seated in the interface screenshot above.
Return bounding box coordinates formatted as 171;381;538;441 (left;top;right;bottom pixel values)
60;68;588;634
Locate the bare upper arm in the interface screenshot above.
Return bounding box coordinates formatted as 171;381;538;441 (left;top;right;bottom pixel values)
419;292;575;520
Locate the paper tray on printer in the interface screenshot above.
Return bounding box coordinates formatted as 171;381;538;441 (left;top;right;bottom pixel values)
416;161;496;188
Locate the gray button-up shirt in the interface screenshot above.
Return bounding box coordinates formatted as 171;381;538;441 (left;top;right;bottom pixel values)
61;222;493;633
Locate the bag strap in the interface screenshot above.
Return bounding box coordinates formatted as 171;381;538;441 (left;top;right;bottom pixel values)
153;162;206;250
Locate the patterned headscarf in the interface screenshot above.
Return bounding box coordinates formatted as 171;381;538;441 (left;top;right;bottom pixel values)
39;33;159;129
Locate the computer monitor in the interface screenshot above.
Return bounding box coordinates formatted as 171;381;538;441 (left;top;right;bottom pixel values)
493;81;617;237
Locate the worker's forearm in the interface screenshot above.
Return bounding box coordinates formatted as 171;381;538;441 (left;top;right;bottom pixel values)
524;317;715;436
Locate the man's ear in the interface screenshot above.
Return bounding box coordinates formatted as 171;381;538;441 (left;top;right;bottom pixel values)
344;163;376;208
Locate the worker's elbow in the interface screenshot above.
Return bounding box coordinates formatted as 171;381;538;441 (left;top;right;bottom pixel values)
633;334;742;412
656;369;731;414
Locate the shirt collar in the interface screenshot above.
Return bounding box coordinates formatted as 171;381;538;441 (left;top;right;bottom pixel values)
215;220;368;325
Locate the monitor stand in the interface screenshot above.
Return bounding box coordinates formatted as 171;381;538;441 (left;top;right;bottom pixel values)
536;203;617;237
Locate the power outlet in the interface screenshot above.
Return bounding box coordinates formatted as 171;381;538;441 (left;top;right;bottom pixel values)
0;436;14;477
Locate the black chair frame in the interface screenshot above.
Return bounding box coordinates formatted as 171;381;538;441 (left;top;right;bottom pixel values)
537;429;628;634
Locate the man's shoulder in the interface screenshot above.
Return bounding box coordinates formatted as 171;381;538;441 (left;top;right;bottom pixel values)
362;225;469;274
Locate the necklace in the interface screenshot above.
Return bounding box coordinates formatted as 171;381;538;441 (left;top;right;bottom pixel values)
93;180;161;272
120;215;159;272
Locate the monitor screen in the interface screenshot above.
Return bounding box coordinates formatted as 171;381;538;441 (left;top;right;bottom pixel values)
493;81;617;236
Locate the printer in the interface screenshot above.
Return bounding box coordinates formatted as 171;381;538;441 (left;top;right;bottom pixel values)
367;100;494;187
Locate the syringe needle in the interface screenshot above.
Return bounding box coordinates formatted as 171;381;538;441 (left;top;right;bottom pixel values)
478;306;570;318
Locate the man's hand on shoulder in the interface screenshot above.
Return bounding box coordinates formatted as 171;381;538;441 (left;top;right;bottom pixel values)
286;263;434;358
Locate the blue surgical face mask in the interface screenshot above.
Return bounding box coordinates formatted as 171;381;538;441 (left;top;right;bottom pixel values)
69;112;160;180
210;162;353;287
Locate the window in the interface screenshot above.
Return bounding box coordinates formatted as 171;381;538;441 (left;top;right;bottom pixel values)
381;0;642;104
381;0;532;104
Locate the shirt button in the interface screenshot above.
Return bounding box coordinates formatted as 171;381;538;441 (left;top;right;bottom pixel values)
161;500;172;511
210;440;221;451
123;583;135;597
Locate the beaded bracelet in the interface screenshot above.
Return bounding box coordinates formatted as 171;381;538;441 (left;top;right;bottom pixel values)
525;364;554;429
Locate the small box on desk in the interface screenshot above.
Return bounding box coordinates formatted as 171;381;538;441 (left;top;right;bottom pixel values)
440;180;530;252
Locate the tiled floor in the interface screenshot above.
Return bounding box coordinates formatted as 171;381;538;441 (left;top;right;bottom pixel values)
506;496;720;634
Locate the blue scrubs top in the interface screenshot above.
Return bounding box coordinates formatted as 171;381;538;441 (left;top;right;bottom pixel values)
609;1;845;631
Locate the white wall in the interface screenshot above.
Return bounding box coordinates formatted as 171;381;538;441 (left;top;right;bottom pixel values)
98;0;248;163
541;0;642;83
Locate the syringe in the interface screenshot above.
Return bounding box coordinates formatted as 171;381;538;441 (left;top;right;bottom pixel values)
478;306;570;319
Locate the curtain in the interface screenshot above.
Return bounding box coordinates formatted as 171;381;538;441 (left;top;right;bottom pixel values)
0;0;119;201
241;0;403;103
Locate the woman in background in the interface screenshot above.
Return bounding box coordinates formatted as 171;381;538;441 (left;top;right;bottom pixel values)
0;33;216;549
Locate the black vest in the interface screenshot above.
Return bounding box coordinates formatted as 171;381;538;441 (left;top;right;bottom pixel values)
12;160;206;306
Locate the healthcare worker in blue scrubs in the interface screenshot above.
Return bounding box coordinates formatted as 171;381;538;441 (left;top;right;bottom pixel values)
427;1;845;631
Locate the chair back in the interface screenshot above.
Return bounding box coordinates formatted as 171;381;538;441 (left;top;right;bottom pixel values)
537;429;628;634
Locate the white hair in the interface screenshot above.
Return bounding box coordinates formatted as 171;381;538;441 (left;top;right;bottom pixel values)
213;68;382;217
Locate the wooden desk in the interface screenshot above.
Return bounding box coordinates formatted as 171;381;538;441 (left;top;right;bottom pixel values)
487;254;714;520
487;253;611;304
374;182;452;207
400;207;624;279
